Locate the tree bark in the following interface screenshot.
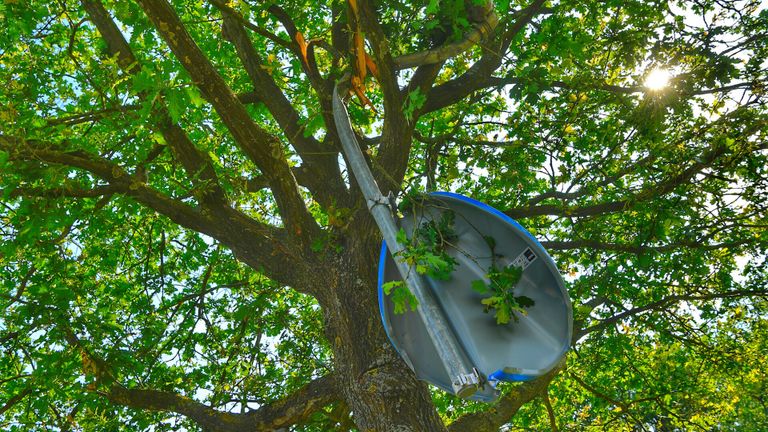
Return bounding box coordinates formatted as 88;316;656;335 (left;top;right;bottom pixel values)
316;220;448;431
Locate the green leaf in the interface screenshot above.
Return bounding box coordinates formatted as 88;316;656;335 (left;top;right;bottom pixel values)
495;305;510;325
305;113;326;138
515;295;535;308
384;281;418;313
481;296;501;307
151;131;166;145
382;280;403;296
186;86;205;108
132;66;156;93
425;0;439;15
396;228;408;245
165;88;188;123
471;279;487;294
402;87;426;121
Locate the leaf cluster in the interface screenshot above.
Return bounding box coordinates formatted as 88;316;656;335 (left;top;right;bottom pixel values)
472;265;535;324
383;204;459;313
396;209;459;281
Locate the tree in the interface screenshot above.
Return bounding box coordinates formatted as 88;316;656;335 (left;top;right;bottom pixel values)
1;0;767;430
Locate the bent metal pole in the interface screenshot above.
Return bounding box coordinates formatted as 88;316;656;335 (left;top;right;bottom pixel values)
332;83;480;398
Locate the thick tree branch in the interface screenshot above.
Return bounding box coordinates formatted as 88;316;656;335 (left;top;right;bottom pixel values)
543;389;560;432
207;0;293;51
262;3;348;159
0;387;34;416
99;388;236;432
448;361;563;432
82;0;227;209
104;375;339;431
485;76;760;96
59;318;339;431
263;4;326;87
369;61;444;193
575;289;768;341
243;374;339;429
81;1;316;289
394;6;498;70
246;165;324;195
505;135;764;220
219;12;347;208
135;0;320;242
9;184;117;199
1;135;311;290
219;15;319;156
542;238;753;254
347;0;428;195
212;0;334;106
79;0;139;74
255;2;348;173
237;90;262;105
422;0;548;114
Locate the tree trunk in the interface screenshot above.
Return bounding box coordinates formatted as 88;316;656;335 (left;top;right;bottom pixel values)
317;226;447;431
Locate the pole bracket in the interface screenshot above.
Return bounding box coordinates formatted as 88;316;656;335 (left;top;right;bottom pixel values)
366;192;398;216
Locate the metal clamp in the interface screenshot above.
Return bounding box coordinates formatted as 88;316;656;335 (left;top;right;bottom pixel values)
452;368;482;398
366;195;392;212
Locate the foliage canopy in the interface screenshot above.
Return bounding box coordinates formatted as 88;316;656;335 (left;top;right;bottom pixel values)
1;0;767;431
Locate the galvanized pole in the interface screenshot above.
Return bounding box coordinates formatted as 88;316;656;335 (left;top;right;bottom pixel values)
332;84;480;398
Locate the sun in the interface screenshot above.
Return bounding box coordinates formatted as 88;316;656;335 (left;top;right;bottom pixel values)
644;68;671;91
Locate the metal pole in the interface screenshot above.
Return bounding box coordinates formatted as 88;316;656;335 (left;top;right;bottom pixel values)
332;84;480;398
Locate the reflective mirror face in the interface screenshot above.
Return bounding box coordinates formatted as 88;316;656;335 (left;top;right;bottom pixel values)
379;192;573;401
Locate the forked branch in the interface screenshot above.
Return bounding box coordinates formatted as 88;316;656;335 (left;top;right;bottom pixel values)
219;12;347;208
134;0;320;242
57;320;339;431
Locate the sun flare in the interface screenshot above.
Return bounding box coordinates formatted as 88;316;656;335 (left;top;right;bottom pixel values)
644;68;671;91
